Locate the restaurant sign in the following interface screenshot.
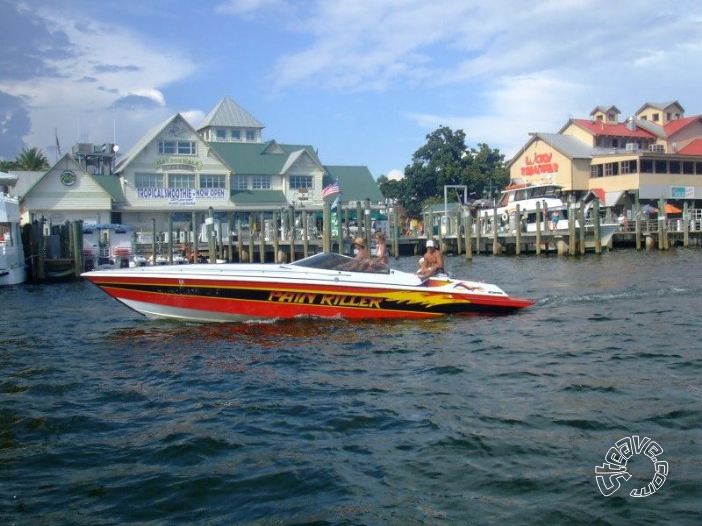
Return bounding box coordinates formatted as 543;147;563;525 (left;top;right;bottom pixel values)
671;186;694;199
136;187;226;205
520;152;559;177
155;157;203;171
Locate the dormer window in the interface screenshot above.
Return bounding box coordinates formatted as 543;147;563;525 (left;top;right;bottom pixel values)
232;130;241;140
652;113;659;122
246;130;255;141
216;129;226;141
607;113;616;122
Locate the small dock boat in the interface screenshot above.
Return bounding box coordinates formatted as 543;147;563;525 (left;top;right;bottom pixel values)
83;252;533;322
0;172;27;286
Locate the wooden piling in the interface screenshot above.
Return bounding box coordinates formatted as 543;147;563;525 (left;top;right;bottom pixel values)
593;201;602;254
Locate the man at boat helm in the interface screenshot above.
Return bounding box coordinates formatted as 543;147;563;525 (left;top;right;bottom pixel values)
353;237;369;260
418;239;444;279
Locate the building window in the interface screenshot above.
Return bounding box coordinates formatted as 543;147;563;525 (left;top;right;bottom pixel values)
216;129;226;141
232;130;241;140
620;160;637;174
159;140;197;155
652;113;659;122
251;175;271;189
669;160;681;174
604;163;618;176
289;176;313;190
640;159;653;173
135;173;164;188
231;175;248;190
608;113;616;122
169;174;196;188
696;162;702;174
246;130;255;141
683;161;695;174
591;165;603;178
654;159;667;173
200;174;226;188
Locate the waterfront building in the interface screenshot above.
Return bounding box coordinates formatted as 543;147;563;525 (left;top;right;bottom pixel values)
507;101;702;215
15;96;383;239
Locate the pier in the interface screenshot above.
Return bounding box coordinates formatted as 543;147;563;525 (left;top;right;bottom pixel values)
22;201;702;282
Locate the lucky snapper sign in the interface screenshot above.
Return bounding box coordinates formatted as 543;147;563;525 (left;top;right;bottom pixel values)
520;152;559;177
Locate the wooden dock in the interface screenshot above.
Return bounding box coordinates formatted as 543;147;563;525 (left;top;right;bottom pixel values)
22;209;702;282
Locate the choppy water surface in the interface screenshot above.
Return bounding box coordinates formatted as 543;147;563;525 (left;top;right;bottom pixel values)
1;250;700;525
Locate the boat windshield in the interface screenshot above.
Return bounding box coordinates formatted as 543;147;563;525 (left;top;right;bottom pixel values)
289;252;390;274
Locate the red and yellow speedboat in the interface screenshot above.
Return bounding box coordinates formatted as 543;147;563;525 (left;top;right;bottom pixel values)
82;252;533;322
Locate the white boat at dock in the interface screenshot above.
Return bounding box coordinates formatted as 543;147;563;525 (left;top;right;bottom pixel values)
490;182;619;248
0;172;27;286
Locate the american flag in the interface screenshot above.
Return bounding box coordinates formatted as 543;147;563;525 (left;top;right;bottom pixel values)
321;181;340;198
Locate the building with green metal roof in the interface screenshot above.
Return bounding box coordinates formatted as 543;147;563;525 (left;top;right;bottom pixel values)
16;96;384;237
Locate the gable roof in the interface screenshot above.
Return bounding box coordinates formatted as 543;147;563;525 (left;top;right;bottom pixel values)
635;100;685;114
564;119;655;139
16;154;126;203
663;115;702;136
196;96;264;130
115;114;187;173
91;173;126;203
209;141;322;174
507;132;604;168
590;105;621;116
678;138;702;155
324;165;384;203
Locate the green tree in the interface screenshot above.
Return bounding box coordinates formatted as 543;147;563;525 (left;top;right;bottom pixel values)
15;147;49;171
398;126;508;216
0;159;17;172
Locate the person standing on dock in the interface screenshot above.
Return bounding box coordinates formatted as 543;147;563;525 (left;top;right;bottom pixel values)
550;211;560;231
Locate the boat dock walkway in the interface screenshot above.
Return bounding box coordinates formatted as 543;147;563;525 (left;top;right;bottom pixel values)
22;212;702;282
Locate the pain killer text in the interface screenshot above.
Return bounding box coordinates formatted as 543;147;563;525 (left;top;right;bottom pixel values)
268;291;383;309
520;152;559;176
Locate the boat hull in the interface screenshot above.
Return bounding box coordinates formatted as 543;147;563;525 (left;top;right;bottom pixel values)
83;258;533;322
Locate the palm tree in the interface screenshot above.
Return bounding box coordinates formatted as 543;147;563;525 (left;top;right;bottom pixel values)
0;159;17;172
15;147;49;170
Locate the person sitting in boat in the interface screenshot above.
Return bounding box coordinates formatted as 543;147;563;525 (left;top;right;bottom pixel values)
416;257;428;277
370;231;389;270
340;237;372;271
418;239;445;279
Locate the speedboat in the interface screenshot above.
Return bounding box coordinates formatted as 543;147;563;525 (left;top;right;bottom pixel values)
82;252;533;322
0;172;27;286
492;182;619;247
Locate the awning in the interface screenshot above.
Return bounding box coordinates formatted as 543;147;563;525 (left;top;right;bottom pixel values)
584;188;623;207
665;203;682;214
604;191;625;207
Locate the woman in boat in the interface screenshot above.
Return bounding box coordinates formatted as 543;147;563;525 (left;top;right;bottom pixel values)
370;231;389;269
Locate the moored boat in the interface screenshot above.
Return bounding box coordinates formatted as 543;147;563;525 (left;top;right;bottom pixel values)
82;252;533;322
0;172;27;286
492;182;619;247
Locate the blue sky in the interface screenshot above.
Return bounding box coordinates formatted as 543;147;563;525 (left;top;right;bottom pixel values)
2;0;702;179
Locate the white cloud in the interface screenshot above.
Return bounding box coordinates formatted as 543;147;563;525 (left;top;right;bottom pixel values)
386;169;404;181
0;5;198;158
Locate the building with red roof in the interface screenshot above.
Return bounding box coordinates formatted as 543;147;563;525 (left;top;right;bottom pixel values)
507;100;702;209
